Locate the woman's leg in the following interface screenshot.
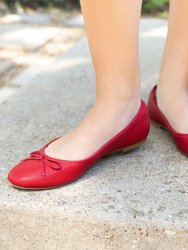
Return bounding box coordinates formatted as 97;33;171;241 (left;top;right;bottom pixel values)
45;0;143;160
157;0;188;133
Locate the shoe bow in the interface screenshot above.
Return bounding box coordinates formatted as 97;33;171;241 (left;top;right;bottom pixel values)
21;150;62;176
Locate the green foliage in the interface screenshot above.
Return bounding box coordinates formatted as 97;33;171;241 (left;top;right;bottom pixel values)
3;0;169;14
3;0;80;11
142;0;169;14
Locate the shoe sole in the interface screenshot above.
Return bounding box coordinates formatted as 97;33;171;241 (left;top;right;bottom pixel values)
10;138;147;191
104;138;147;156
150;119;188;157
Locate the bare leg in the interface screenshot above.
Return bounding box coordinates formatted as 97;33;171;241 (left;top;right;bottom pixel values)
157;0;188;133
45;0;142;160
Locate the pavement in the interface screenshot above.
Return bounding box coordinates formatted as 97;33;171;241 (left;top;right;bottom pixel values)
0;11;84;85
0;12;59;50
0;18;188;250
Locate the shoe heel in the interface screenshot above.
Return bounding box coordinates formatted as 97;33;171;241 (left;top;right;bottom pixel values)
106;139;147;156
120;139;147;153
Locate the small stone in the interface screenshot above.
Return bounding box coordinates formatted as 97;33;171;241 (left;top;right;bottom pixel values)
165;230;176;236
131;245;136;249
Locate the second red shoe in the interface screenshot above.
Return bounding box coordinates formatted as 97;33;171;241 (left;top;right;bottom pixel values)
8;99;150;190
148;85;188;154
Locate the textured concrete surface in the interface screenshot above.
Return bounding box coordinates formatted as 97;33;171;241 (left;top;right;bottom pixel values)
0;60;13;75
0;23;60;50
0;18;188;249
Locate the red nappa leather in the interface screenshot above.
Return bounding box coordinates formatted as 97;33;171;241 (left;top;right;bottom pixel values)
148;85;188;154
8;99;150;189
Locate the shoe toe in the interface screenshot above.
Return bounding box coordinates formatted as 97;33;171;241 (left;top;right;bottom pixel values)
8;159;42;189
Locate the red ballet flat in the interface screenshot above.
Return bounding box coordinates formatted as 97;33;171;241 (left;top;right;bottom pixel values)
148;85;188;154
8;99;150;190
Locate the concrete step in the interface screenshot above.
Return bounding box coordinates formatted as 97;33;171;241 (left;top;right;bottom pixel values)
0;22;60;51
0;18;188;250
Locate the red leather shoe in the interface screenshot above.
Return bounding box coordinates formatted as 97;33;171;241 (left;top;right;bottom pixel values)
8;100;150;190
148;85;188;154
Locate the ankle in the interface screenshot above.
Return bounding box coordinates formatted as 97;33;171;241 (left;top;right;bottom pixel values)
96;85;140;108
157;81;188;102
156;82;188;118
95;94;141;113
158;73;188;93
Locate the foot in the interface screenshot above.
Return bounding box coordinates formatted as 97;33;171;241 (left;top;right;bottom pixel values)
45;98;141;160
156;84;188;133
